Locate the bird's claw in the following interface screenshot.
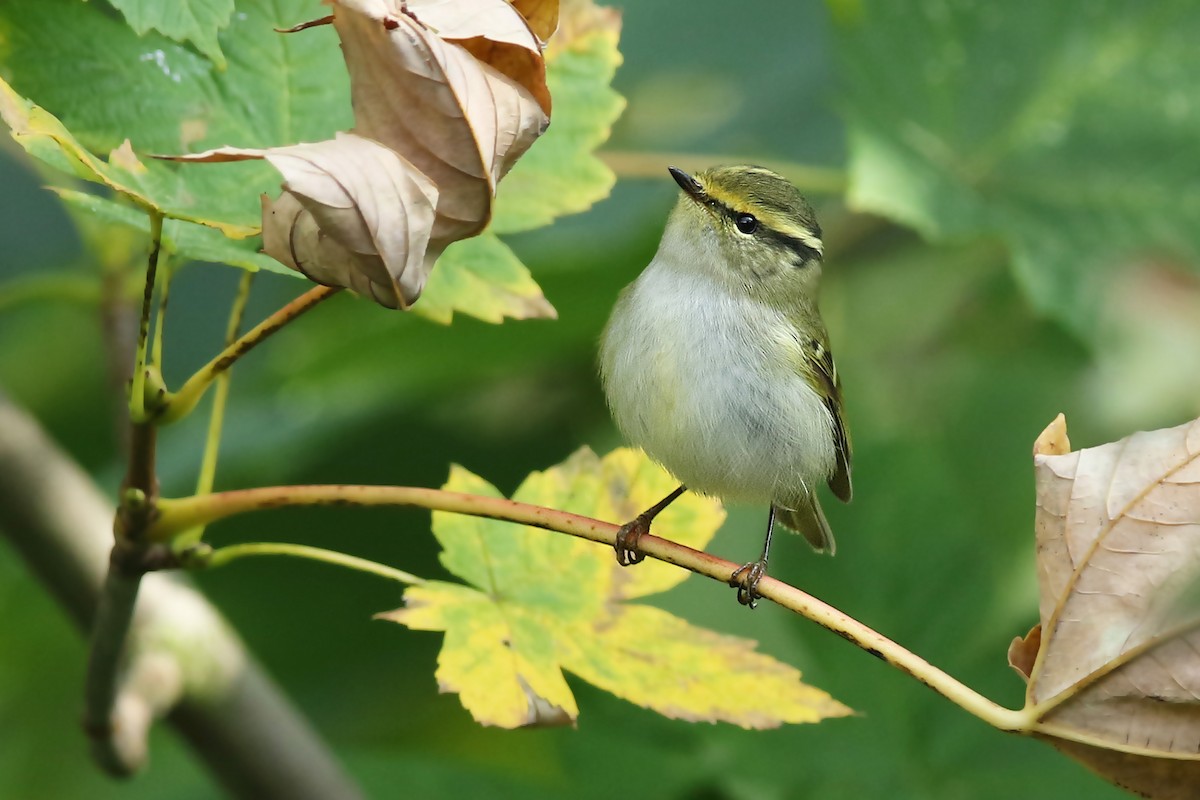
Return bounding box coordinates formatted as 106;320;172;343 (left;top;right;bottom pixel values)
614;516;649;566
729;559;768;609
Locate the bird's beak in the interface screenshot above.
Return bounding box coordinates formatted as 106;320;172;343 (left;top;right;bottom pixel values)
668;166;706;204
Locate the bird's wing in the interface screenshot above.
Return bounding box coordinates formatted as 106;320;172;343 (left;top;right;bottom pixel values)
805;336;853;503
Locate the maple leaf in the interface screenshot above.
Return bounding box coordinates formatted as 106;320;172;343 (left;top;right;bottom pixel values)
381;447;852;729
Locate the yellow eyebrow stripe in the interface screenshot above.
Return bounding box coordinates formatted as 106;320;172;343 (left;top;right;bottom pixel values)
697;180;825;255
698;180;746;212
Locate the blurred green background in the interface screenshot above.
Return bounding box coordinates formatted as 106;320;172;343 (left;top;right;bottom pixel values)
3;0;1200;798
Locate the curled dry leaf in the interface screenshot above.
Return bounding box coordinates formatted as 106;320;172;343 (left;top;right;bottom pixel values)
1020;414;1200;798
166;0;551;309
1007;624;1040;681
511;0;560;41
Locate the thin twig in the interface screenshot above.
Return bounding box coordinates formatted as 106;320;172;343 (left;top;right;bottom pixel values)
194;272;255;502
161;285;339;424
150;263;172;368
204;541;425;585
88;213;169;774
154;483;1030;733
129;211;164;422
152;484;609;541
84;280;334;771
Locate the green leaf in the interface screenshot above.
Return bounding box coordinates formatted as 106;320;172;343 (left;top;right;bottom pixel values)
414;234;556;324
106;0;235;68
52;189;298;277
382;447;851;729
0;79;258;237
836;0;1200;336
490;2;626;234
0;0;350;230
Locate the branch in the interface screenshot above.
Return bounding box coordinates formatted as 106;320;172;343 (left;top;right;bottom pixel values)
161;285;340;424
83;220;168;772
203;541;424;585
153;484;610;541
83;547;150;773
0;392;363;799
155;483;1030;733
192;270;255;533
129;211;163;422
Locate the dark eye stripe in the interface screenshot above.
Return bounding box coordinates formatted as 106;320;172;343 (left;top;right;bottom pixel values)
705;196;822;264
762;229;822;266
744;195;824;241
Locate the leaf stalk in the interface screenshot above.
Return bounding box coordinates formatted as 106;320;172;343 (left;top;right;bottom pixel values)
159;284;340;424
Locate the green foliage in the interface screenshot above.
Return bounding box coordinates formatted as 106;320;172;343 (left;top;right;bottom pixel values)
52;189;293;276
492;11;626;234
836;0;1200;337
0;0;346;227
107;0;235;67
0;79;260;236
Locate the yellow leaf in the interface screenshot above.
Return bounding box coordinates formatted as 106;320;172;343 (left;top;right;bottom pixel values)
511;0;559;42
569;605;849;727
387;583;577;728
382;447;851;729
592;446;724;599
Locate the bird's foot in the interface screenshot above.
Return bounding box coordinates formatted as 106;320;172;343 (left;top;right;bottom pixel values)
729;559;769;609
614;516;650;566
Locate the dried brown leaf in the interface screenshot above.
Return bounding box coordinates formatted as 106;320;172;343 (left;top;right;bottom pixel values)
395;0;552;113
335;0;547;218
1033;413;1071;456
1049;738;1200;800
512;0;560;42
1025;417;1200;797
164;0;551;309
167;134;441;307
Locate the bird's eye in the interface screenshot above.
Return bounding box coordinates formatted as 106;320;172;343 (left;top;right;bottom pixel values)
735;214;758;234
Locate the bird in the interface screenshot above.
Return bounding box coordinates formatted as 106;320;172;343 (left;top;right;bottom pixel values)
598;164;851;607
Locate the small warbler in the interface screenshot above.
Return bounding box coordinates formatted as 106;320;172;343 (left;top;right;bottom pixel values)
599;165;852;607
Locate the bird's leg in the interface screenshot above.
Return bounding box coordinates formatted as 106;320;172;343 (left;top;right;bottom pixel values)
614;485;687;566
729;505;778;608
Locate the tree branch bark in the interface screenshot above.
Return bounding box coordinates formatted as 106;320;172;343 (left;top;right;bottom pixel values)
0;391;363;800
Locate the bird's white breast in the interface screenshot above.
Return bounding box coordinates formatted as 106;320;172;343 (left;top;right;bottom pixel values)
600;253;836;504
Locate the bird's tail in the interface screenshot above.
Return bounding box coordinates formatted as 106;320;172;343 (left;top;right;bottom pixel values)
775;492;836;555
